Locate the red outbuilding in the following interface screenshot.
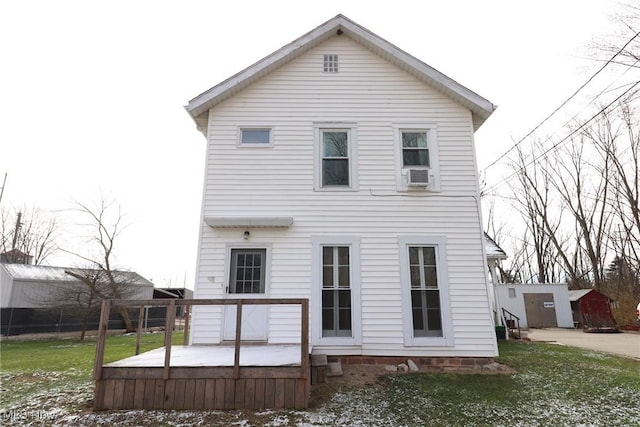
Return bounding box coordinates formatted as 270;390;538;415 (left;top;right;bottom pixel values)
569;289;618;332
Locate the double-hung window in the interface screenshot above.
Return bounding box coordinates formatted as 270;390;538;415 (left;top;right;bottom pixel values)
314;124;357;191
402;131;430;168
394;125;440;191
322;130;349;186
399;236;452;346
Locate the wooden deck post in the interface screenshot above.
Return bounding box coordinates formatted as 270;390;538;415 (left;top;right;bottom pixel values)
301;299;309;379
183;304;191;346
93;299;111;381
163;300;176;380
233;300;243;379
135;306;144;355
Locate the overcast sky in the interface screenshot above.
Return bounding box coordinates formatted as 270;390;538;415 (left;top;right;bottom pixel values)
0;0;626;287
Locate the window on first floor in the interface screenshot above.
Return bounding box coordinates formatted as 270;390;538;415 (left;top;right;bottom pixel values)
399;236;452;346
311;235;361;346
321;245;351;337
409;246;442;337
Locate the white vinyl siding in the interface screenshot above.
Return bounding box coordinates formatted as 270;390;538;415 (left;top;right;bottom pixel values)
191;35;495;357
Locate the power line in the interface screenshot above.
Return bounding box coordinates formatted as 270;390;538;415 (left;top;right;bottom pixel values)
483;79;640;196
482;28;640;173
503;63;640;179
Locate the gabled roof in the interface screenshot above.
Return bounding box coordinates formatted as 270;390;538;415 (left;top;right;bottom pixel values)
185;14;496;134
484;233;507;260
568;289;613;302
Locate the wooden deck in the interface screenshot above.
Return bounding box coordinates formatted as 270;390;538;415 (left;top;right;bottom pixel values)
93;298;310;410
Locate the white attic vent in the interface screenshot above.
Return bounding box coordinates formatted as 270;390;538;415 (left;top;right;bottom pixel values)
407;169;430;187
323;54;339;72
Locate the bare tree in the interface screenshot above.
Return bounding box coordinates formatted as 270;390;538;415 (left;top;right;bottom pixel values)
549;133;614;290
507;141;572;284
585;94;640;269
63;197;137;333
0;206;58;264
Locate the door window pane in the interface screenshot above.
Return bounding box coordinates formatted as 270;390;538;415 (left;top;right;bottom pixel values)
229;249;266;294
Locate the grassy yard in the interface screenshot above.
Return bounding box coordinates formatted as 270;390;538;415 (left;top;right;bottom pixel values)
0;336;638;426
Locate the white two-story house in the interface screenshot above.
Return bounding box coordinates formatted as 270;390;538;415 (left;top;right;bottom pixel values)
186;15;498;361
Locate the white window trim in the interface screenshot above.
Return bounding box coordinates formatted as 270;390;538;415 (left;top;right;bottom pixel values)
237;126;274;147
393;124;441;192
311;235;362;346
398;236;453;347
224;243;272;297
313;123;358;191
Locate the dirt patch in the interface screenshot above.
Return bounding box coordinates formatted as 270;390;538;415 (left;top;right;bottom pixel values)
309;364;385;408
10;374;44;383
309;361;515;408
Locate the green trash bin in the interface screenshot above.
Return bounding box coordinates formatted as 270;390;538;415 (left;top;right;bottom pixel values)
495;325;506;340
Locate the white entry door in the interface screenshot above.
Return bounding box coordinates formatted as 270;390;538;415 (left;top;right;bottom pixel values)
223;248;268;341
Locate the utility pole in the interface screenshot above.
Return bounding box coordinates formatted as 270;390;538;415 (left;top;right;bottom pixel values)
12;212;22;250
0;173;6;205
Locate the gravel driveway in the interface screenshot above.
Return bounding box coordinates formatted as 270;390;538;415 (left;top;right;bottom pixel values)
527;328;640;360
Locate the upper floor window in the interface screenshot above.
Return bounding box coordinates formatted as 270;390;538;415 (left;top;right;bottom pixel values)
314;124;358;191
239;128;272;146
402;131;430;167
394;125;440;192
323;54;339;72
322;130;349;186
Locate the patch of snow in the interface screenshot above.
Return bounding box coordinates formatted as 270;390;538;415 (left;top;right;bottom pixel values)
105;344;301;367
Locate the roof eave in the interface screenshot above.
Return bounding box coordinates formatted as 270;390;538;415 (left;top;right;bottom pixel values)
185;14;496;132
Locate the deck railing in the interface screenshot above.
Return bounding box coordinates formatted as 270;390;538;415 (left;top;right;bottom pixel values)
93;298;309;382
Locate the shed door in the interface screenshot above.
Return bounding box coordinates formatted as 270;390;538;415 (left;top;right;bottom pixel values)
523;293;558;328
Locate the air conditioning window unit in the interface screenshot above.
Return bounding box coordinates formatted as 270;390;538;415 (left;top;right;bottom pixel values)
407;169;430;187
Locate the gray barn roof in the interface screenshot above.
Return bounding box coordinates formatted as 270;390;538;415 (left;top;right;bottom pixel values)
1;263;154;287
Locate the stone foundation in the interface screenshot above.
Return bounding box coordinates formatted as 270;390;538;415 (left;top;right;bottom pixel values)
327;355;495;372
